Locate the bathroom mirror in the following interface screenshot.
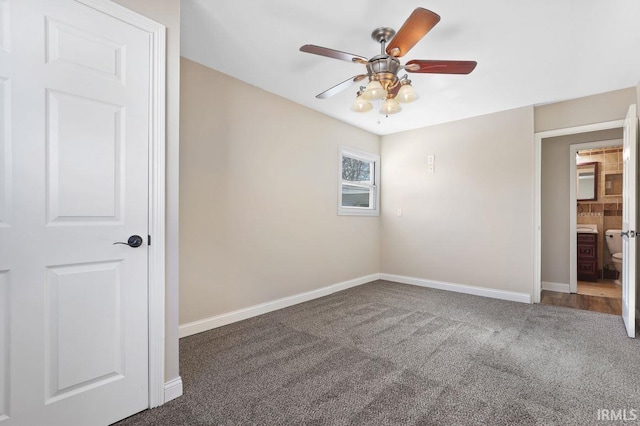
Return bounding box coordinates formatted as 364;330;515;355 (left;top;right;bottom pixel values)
577;162;598;201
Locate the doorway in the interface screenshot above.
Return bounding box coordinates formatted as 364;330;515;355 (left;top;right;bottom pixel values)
534;104;640;338
536;106;638;335
571;141;624;299
541;140;625;315
534;120;625;304
539;131;624;315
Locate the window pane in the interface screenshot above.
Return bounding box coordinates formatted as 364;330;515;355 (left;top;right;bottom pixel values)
342;156;371;182
341;184;371;207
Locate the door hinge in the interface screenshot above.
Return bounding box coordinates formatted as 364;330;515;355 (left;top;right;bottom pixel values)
148;235;151;246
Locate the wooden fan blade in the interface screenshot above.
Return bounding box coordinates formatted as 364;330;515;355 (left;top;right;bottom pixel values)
386;8;440;58
405;60;477;74
300;45;368;65
316;75;367;99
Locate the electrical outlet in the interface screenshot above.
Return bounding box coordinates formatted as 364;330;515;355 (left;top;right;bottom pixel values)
397;209;403;216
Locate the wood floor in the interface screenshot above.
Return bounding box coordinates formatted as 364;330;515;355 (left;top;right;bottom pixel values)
577;280;622;298
541;289;622;315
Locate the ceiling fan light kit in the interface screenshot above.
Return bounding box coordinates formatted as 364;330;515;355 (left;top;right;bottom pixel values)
351;91;373;112
361;80;386;101
397;80;419;103
381;97;402;115
300;7;477;117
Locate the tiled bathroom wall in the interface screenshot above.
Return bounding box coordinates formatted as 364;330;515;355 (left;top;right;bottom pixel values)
577;146;623;276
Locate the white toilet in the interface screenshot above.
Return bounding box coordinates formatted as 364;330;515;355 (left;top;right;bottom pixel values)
605;229;623;285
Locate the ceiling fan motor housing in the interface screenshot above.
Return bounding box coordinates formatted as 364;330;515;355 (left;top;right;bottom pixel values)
367;55;401;90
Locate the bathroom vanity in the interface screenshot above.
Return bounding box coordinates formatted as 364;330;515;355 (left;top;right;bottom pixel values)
577;232;598;282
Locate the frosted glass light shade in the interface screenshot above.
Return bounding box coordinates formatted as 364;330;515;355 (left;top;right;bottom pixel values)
351;95;373;112
397;84;419;103
380;98;402;115
361;80;386;101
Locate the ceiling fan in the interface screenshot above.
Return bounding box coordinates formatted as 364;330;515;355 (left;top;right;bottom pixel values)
300;8;477;115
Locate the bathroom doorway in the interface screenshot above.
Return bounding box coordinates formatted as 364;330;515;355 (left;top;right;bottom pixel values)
537;122;625;315
537;107;638;334
571;142;623;313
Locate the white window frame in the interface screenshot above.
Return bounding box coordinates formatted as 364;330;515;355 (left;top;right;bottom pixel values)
338;146;380;216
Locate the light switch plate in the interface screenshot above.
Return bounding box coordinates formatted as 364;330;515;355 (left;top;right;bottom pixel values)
427;155;435;173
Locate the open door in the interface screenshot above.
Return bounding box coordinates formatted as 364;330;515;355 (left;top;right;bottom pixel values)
0;0;163;423
622;104;637;338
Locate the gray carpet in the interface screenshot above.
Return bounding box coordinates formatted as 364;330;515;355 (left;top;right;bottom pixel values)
116;280;640;425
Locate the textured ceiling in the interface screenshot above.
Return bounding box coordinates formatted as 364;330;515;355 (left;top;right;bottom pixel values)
181;0;640;136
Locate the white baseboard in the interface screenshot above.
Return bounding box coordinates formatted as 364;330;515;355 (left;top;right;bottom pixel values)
541;281;570;293
379;273;532;304
164;377;183;403
179;273;380;338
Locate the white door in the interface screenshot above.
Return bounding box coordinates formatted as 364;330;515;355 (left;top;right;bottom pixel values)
0;0;152;424
622;104;637;338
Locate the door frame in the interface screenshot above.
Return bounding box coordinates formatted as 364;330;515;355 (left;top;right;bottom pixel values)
569;139;624;293
534;120;624;303
77;0;167;408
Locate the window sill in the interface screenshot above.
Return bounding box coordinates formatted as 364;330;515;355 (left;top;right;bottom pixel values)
338;208;379;217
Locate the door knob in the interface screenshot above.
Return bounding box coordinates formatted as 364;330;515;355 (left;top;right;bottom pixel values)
621;230;636;238
113;235;144;248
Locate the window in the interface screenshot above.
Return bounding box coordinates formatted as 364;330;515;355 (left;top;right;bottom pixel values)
338;147;380;216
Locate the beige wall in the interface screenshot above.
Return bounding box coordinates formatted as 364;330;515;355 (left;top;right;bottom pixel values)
541;130;622;285
535;88;636;132
380;107;535;295
112;0;180;382
179;58;380;324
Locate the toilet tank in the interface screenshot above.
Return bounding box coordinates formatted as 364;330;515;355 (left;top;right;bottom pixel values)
605;229;622;254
